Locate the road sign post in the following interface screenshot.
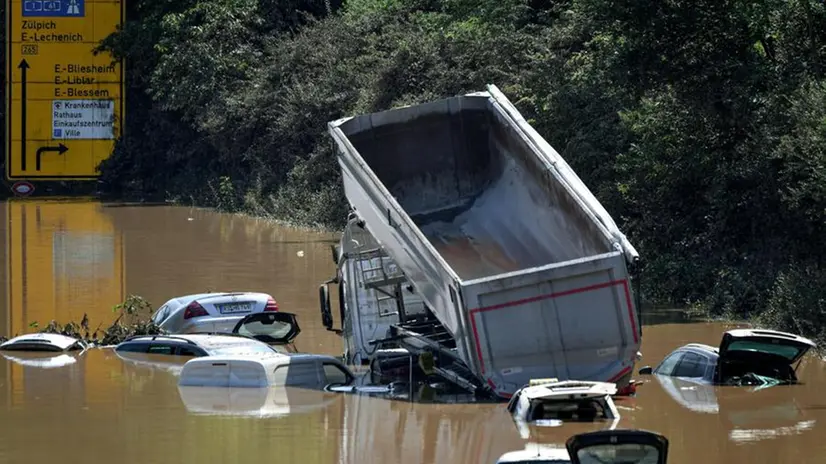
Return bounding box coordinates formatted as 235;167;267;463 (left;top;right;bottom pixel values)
5;0;125;180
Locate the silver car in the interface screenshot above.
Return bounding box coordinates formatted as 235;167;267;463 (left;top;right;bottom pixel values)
637;329;816;387
151;292;280;334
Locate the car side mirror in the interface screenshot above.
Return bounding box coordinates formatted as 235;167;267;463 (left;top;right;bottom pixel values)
638;366;653;375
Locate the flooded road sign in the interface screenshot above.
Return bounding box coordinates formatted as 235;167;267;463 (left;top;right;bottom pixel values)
5;0;126;180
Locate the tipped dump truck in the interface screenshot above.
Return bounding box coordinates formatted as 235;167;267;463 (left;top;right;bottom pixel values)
318;85;642;399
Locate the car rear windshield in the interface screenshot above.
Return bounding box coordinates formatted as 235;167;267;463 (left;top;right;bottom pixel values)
210;344;275;356
727;341;803;361
529;398;611;422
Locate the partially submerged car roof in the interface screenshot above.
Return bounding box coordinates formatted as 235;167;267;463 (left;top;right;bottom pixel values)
179;353;291;388
719;329;816;364
0;333;86;352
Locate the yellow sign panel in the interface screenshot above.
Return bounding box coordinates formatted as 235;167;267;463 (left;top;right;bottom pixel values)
5;0;125;180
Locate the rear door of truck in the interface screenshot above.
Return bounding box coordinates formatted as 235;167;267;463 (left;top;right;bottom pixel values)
459;250;639;396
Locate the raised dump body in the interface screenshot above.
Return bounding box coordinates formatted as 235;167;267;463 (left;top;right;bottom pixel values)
326;85;641;398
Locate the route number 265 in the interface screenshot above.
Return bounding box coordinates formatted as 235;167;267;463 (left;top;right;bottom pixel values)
21;44;39;56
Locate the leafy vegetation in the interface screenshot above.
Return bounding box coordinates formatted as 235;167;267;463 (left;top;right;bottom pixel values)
4;1;825;338
3;295;162;346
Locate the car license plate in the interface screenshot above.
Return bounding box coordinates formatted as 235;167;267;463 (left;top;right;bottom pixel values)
217;302;253;314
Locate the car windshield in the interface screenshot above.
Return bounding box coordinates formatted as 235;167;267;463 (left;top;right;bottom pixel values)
727;340;803;361
209;344;275;356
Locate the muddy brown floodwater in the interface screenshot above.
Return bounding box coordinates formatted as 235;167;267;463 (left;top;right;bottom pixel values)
1;199;826;464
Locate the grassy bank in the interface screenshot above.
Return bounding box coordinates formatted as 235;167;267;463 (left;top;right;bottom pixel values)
3;0;826;341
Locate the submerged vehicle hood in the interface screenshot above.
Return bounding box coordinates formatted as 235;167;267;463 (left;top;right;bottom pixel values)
718;329;816;365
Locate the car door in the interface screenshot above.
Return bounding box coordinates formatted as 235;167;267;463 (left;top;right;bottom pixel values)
566;429;669;464
231;312;301;345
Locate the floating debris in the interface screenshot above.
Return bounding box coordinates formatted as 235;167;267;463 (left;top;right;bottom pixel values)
20;295;162;347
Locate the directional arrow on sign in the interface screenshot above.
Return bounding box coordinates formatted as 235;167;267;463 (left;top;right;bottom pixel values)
36;144;69;171
18;59;29;171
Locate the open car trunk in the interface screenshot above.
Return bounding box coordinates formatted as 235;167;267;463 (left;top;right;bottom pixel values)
715;329;816;387
231;312;301;345
566;429;669;464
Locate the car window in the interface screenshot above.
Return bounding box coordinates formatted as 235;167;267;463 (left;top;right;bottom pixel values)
672;352;707;378
176;346;203;357
273;362;321;388
147;345;175;355
116;343;149;353
322;363;351;386
152;305;170;325
654;352;683;376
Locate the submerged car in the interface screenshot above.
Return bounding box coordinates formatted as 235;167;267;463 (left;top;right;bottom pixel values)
0;333;87;352
150;292;280;333
115;312;301;358
637;329;816;387
495;429;669;464
508;379;620;440
508;379;620;423
178;352;356;389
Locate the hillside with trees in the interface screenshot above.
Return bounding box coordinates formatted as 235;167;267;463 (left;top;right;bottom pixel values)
11;0;826;338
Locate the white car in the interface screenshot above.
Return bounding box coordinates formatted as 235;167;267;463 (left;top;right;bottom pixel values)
178;352;356;389
507;378;620;439
0;333;89;369
495;430;670;464
151;292;280;334
0;333;88;352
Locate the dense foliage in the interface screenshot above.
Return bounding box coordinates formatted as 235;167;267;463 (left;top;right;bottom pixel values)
93;1;826;338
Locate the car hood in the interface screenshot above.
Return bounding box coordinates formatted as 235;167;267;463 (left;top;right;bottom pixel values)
718;329;816;365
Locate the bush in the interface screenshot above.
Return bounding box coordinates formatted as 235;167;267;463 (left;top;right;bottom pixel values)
78;0;826;338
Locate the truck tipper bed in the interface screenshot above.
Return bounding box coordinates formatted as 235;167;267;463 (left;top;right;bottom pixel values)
323;85;642;398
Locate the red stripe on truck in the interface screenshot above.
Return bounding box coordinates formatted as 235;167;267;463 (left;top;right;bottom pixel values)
468;279;638;376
